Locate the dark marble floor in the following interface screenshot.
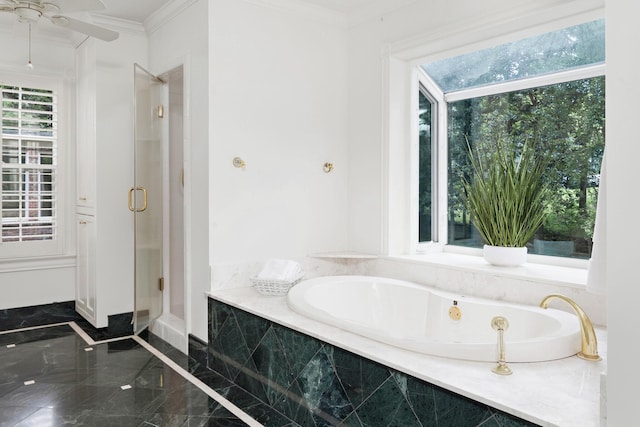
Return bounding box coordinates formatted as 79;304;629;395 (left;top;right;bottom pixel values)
0;323;251;426
0;301;306;426
0;301;130;341
144;332;300;427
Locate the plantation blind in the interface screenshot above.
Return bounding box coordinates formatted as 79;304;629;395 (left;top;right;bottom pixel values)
1;84;57;242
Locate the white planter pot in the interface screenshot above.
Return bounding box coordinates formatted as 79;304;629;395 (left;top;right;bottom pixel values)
483;245;527;267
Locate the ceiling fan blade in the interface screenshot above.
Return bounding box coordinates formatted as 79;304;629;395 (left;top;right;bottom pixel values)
0;0;17;12
49;15;118;41
45;0;105;13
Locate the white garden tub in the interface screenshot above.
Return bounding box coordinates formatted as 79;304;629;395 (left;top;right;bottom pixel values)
286;275;581;362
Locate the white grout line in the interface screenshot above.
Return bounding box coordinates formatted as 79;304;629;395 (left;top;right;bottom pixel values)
88;334;136;345
0;322;72;335
67;322;97;346
67;322;134;346
132;335;263;427
2;321;263;426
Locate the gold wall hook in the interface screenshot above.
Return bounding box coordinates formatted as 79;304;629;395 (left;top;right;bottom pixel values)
323;162;334;173
233;157;245;168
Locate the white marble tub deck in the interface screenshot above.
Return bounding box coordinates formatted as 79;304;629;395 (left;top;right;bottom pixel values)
208;286;606;427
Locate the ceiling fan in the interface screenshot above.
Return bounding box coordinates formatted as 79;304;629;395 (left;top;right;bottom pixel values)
0;0;119;41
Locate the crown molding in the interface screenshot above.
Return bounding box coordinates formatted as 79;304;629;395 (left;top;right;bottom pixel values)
91;14;146;36
386;0;604;62
144;0;199;35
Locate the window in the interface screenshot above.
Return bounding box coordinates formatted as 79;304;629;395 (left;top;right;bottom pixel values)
418;88;434;242
418;19;605;260
1;84;58;250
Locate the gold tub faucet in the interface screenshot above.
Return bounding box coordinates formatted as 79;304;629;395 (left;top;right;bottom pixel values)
539;294;601;361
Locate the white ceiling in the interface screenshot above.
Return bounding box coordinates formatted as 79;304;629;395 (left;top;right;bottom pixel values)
96;0;386;23
0;0;174;43
286;0;379;14
0;0;404;44
98;0;173;23
0;0;402;26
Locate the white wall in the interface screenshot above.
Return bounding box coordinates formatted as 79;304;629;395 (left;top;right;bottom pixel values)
605;0;639;423
2;5;633;423
206;0;350;331
345;0;636;423
0;26;74;78
347;0;606;255
148;0;209;341
0;21;145;319
93;30;149;322
209;0;349;264
344;0;608;326
0;27;76;309
0;265;75;308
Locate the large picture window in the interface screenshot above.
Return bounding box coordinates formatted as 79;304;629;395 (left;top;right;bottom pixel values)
418;19;605;260
1;85;57;244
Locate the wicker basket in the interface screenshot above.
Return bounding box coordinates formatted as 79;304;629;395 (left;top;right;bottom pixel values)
250;276;303;296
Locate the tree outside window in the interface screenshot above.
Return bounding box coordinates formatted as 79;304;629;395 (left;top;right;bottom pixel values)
419;19;605;259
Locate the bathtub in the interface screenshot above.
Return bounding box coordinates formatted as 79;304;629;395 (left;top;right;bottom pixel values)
286;275;581;362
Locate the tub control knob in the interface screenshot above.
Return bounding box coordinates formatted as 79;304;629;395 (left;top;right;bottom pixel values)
491;316;509;331
449;305;462;320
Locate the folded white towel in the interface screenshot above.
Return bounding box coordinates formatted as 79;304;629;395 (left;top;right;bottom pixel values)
257;259;304;282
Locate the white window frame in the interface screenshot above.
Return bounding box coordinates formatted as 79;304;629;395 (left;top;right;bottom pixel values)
383;8;605;273
414;61;605;270
415;67;447;252
0;73;69;260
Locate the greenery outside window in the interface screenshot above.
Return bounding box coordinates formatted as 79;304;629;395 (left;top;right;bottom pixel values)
418;19;605;260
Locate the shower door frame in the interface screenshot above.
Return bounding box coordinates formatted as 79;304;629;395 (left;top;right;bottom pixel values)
132;63;166;335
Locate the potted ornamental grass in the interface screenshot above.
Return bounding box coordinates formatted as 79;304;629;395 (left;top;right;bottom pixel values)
462;138;549;266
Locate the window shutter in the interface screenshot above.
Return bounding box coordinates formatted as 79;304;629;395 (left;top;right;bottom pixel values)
1;85;57;242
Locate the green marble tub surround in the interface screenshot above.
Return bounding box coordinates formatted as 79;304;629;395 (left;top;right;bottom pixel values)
208;298;538;427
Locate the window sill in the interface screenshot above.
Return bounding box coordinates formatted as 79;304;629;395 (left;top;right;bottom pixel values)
383;251;588;290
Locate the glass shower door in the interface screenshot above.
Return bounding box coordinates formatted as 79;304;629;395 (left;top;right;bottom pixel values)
132;63;164;334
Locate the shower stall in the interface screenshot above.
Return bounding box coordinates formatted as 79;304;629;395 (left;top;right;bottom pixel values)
132;63;186;352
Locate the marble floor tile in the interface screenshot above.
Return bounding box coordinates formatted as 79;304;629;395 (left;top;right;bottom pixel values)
0;324;254;427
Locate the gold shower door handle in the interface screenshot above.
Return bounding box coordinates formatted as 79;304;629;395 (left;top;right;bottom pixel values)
128;187;148;212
